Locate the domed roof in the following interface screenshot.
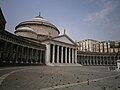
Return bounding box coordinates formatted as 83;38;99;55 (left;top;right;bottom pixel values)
15;26;37;34
15;16;60;34
17;26;33;31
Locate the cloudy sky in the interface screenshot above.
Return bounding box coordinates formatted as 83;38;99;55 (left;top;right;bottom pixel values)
0;0;120;41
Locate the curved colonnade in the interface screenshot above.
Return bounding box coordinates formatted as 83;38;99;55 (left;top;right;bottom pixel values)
0;30;46;65
77;51;120;66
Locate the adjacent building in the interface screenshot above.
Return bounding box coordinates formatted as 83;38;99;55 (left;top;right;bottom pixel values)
77;39;98;52
77;40;120;66
77;40;120;53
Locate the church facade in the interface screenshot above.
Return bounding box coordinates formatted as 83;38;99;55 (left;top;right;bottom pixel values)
0;8;79;66
0;8;120;66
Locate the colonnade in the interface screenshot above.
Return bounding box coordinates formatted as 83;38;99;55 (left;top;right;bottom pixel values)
46;43;77;64
0;39;45;64
77;54;120;66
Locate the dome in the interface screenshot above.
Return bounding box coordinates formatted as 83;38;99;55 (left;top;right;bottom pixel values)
15;16;60;37
17;26;34;31
15;26;37;39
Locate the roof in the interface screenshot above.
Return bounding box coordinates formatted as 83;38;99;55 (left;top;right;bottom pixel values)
17;26;33;31
15;16;60;34
41;34;77;46
15;26;37;34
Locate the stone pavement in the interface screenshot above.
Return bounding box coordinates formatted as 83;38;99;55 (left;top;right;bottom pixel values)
0;66;120;90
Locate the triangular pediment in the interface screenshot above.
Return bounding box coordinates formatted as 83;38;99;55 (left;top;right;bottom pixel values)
53;34;76;45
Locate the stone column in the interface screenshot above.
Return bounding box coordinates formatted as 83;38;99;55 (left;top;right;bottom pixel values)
86;56;88;65
106;56;108;65
69;48;71;63
89;56;92;65
102;56;104;65
72;48;74;63
52;44;55;63
46;44;50;65
10;43;14;63
65;47;67;63
57;45;59;63
96;56;98;65
4;41;7;51
75;49;77;64
27;48;30;63
31;48;33;63
35;49;38;64
21;46;24;63
38;50;41;64
93;56;95;65
41;50;43;63
109;57;112;65
80;55;83;65
16;45;19;63
61;46;63;63
24;47;27;63
2;41;7;63
114;56;116;65
40;50;42;64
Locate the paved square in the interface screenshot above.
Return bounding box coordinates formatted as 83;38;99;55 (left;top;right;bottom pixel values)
0;66;120;90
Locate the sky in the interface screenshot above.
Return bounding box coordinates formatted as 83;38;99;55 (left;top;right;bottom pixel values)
0;0;120;41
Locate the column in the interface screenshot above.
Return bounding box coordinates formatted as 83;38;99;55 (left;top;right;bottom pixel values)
106;56;108;65
36;49;39;63
41;51;43;63
89;56;92;65
38;50;40;63
69;48;71;63
72;48;74;63
93;56;95;65
31;48;33;63
10;43;14;63
40;50;42;64
21;46;24;63
35;49;38;64
16;45;19;63
61;46;63;63
110;57;112;65
96;56;98;65
114;56;116;65
86;56;88;65
57;45;59;63
4;42;8;63
52;44;55;63
65;47;67;63
80;55;83;65
46;44;50;64
102;56;104;65
26;48;29;63
75;49;77;64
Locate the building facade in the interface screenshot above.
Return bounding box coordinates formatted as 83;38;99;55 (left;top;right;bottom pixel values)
0;8;78;66
0;8;120;66
77;40;120;66
77;39;120;53
77;39;98;52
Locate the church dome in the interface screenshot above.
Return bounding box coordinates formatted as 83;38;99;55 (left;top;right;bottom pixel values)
15;26;37;39
15;16;60;40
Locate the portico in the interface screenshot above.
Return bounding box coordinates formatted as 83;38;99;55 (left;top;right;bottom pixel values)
42;34;79;66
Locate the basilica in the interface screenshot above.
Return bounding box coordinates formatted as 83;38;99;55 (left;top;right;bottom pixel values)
0;8;120;66
0;8;79;66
